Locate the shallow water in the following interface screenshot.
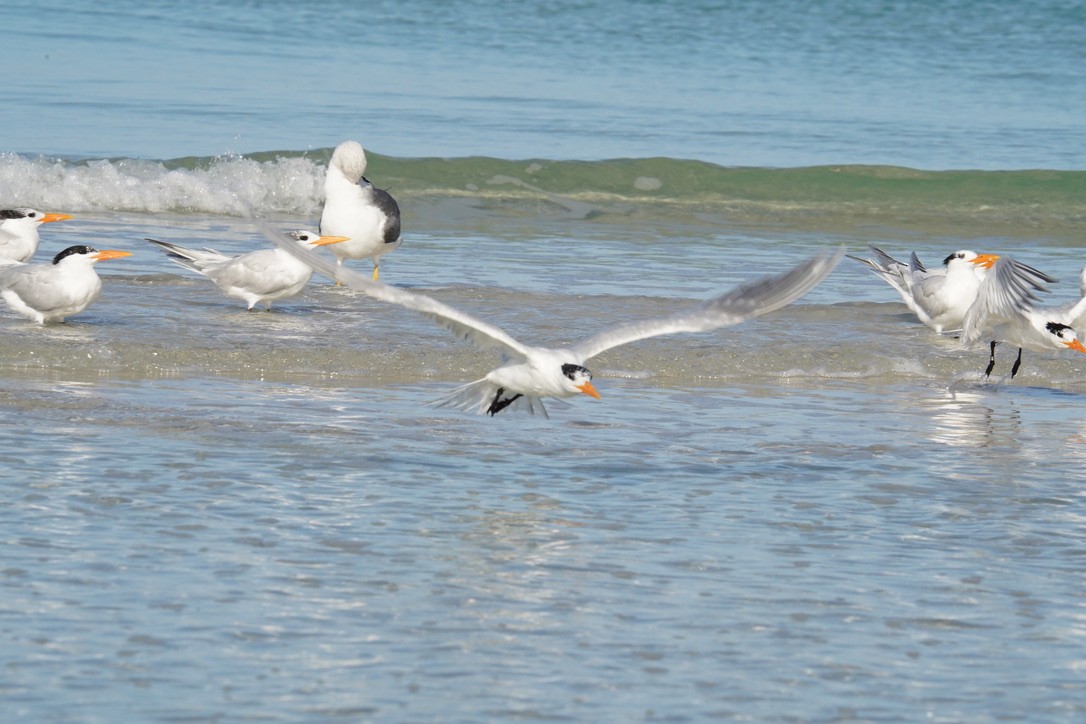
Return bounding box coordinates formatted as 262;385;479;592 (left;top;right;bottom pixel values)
3;375;1086;720
2;208;1086;720
4;0;1086;718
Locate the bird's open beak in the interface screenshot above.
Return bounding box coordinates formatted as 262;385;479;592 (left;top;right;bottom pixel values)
1064;339;1086;354
577;381;602;399
310;235;350;246
41;213;73;224
93;250;133;261
971;253;1000;269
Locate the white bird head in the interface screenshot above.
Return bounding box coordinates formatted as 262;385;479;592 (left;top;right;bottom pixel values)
1;207;72;229
561;363;602;399
943;249;999;271
329;140;368;183
286;230;349;248
52;245;132;265
1044;321;1086;354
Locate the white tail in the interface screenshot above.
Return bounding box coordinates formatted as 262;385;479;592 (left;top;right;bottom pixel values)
430;378;550;417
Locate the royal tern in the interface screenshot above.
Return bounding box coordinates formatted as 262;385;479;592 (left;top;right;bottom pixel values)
145;230;348;310
273;224;842;416
1045;263;1086;333
960;255;1083;378
0;208;73;263
319;140;402;280
0;245;132;324
849;246;1000;334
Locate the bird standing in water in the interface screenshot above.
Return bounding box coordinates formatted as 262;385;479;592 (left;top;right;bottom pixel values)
145;230;347;310
960;255;1086;378
319;140;402;281
0;245;132;324
0;208;73;263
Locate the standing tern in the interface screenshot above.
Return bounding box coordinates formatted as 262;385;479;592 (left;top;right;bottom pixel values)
960;255;1084;378
273;224;842;416
319;140;402;280
145;230;348;310
0;208;73;263
0;245;132;324
849;246;1000;334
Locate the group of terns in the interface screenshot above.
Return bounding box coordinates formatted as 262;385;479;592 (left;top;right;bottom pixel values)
1;140;1083;416
848;246;1086;378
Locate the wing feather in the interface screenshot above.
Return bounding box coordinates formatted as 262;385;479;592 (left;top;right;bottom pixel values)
265;221;531;358
568;246;843;361
961;256;1056;345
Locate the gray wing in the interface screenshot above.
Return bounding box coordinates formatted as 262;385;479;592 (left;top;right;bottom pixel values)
361;177;401;244
568;247;843;362
961;256;1057;344
3;265;71;313
265;221;530;358
909;252;927;274
847;245;914;302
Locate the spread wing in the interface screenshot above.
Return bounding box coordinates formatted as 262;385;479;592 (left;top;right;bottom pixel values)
265;221;531;359
961;256;1057;345
567;246;843;362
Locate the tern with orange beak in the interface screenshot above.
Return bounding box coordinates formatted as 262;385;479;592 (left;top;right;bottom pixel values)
272;221;842;417
849;246;1009;334
961;255;1086;378
0;208;73;263
0;245;132;324
145;230;348;310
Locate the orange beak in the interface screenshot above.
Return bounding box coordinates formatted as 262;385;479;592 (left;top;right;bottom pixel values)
970;253;1000;269
310;235;349;246
92;249;133;262
1064;339;1086;354
577;381;602;399
41;213;73;224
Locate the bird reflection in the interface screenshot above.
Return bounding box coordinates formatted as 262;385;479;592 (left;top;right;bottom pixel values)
924;385;1022;450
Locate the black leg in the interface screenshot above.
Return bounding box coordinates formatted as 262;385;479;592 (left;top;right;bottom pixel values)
984;341;998;377
487;387;523;416
1010;347;1023;378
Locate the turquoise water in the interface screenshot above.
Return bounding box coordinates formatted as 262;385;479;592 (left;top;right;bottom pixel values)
3;0;1086;721
5;0;1086;168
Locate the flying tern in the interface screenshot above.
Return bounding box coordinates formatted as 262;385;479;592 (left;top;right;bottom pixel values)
319;140;402;280
0;244;132;324
0;208;73;263
145;230;347;310
273;224;842;416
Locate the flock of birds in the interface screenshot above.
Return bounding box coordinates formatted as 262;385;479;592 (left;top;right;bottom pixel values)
1;140;1084;416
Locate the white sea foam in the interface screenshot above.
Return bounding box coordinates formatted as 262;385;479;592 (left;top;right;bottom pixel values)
0;153;325;216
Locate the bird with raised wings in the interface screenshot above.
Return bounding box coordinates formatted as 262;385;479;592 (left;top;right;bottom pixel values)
960;255;1085;378
849;246;1001;334
145;230;347;310
319;140;402;280
0;245;132;324
272;222;842;417
0;208;73;263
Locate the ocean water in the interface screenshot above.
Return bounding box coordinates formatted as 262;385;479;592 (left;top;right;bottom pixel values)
3;0;1086;721
6;0;1086;168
